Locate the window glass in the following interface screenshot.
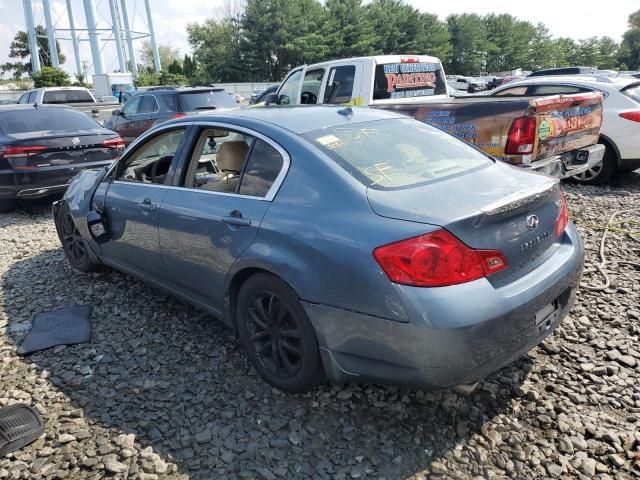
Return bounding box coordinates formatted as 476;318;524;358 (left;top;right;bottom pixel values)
493;86;528;96
139;95;159;113
622;84;640;103
0;108;102;135
42;89;93;103
324;66;356;104
160;94;179;111
278;69;303;105
122;96;141;115
305;118;490;190
28;92;37;103
239;140;284;197
373;62;447;100
300;69;324;104
178;90;236;111
184;128;253;193
528;85;586;96
118;129;185;184
17;93;29;104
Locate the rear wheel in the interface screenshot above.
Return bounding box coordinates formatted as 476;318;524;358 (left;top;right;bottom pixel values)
570;145;617;184
55;203;101;273
0;199;14;213
236;273;324;393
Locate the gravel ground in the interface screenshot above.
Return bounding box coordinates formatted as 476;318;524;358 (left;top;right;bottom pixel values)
1;174;639;480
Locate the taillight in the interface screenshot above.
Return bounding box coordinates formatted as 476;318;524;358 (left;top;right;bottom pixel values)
1;145;48;158
555;191;569;237
373;229;507;288
102;137;125;150
172;112;187;119
505;116;536;155
619;111;640;122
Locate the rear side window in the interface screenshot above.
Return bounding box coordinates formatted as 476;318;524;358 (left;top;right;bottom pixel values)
621;84;640;103
28;92;37;103
528;85;590;96
178;90;236;111
305;118;490;190
493;86;528;96
373;62;447;100
17;93;29;104
160;94;179;111
239;140;284;197
324;66;356;104
139;95;159;113
42;90;93;103
0;108;101;134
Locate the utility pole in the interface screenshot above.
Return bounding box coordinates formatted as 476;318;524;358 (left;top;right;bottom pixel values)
22;0;41;73
119;0;138;76
143;0;162;73
108;0;127;72
83;0;105;75
66;0;83;77
42;0;59;68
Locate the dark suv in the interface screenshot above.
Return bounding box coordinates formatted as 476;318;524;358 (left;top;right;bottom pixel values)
104;88;237;144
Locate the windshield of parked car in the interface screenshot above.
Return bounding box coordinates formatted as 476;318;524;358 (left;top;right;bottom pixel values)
373;62;447;100
0;108;102;135
305;118;491;190
621;83;640;103
42;89;94;103
178;90;237;111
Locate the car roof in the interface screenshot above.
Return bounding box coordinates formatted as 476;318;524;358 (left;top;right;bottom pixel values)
185;105;407;134
497;75;639;90
0;104;73;111
133;87;227;96
36;86;91;91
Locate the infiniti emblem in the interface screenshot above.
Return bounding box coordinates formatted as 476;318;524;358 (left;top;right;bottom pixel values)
526;214;539;230
71;137;80;146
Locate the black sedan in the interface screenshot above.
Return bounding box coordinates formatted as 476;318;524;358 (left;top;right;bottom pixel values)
0;105;124;212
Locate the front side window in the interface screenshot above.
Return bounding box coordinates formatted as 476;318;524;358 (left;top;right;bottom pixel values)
300;69;324;104
17;93;29;104
278;69;303;105
324;66;356;104
306;118;490;190
122;96;141;115
183;127;284;198
118;129;186;184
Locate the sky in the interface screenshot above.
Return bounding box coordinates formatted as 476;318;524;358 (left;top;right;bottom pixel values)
0;0;639;78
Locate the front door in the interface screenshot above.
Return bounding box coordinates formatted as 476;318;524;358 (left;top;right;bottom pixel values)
158;125;287;311
97;127;189;278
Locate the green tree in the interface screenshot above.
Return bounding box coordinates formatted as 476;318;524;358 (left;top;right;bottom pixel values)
527;23;554;70
135;71;159;86
159;71;188;86
618;10;640;70
596;36;619;69
138;40;180;72
1;26;66;79
446;13;488;75
322;0;375;59
415;13;452;61
188;16;243;83
484;14;535;73
167;59;183;75
183;54;194;79
32;66;71;87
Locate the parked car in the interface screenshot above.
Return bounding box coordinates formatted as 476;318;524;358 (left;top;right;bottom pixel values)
0;105;123;212
54;106;583;394
447;76;486;93
264;55;605;180
250;85;279;105
489;75;640;183
104;87;238;144
528;67;600;77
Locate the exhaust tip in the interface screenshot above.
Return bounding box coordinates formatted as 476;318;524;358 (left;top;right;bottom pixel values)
452;382;479;396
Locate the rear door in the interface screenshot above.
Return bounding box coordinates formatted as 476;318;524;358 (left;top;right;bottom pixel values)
158;124;288;311
97;126;190;278
136;94;160;135
114;96;142;144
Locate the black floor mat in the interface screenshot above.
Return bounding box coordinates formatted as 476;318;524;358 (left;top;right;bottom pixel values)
17;305;92;355
0;404;45;457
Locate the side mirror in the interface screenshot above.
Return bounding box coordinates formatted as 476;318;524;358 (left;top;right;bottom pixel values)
112;109;121;116
263;93;279;105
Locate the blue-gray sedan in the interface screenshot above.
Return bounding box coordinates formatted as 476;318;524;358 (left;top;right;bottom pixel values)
54;106;584;394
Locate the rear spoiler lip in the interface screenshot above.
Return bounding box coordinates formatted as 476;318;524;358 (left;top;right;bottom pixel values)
480;179;560;216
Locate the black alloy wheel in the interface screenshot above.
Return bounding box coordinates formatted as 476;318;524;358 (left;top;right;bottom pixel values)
55;204;100;273
236;273;324;393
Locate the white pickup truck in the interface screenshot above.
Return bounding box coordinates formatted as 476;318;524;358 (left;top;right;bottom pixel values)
16;87;118;124
262;55;605;179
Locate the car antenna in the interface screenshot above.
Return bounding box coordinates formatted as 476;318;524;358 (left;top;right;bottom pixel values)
337;106;353;117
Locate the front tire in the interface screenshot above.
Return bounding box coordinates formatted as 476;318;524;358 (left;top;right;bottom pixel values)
236;273;324;394
570;145;617;184
54;203;101;273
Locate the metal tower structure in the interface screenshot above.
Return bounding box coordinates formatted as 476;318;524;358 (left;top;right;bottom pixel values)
22;0;162;77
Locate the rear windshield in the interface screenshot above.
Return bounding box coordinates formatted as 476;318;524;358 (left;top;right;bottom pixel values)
178;90;236;111
42;89;94;103
0;108;101;134
373;62;447;100
621;84;640;104
305;118;490;190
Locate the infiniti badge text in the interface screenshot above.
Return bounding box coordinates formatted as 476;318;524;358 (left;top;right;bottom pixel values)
520;231;550;252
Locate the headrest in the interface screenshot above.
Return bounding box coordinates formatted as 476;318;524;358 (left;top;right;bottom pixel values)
216;141;248;172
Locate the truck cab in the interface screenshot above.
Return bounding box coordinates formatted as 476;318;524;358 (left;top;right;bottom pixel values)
270;55;449;107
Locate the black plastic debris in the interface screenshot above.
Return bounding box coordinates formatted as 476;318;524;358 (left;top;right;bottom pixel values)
0;404;45;457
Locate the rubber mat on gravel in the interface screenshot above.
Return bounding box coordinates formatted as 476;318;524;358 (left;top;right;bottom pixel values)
17;305;92;355
0;404;45;457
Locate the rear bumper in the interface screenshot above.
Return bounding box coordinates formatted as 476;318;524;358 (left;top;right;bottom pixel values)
522;144;605;179
0;161;114;200
305;222;584;390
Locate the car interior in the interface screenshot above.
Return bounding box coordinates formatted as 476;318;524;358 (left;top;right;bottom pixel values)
120;129;185;184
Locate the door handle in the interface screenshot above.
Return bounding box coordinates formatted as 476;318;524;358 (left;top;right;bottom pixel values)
222;213;251;227
137;198;157;212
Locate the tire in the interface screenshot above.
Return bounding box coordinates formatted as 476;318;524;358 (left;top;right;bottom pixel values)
54;203;101;273
0;198;14;213
570;145;617;184
236;273;324;394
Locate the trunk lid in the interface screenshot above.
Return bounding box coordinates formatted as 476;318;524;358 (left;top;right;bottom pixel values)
367;161;562;285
